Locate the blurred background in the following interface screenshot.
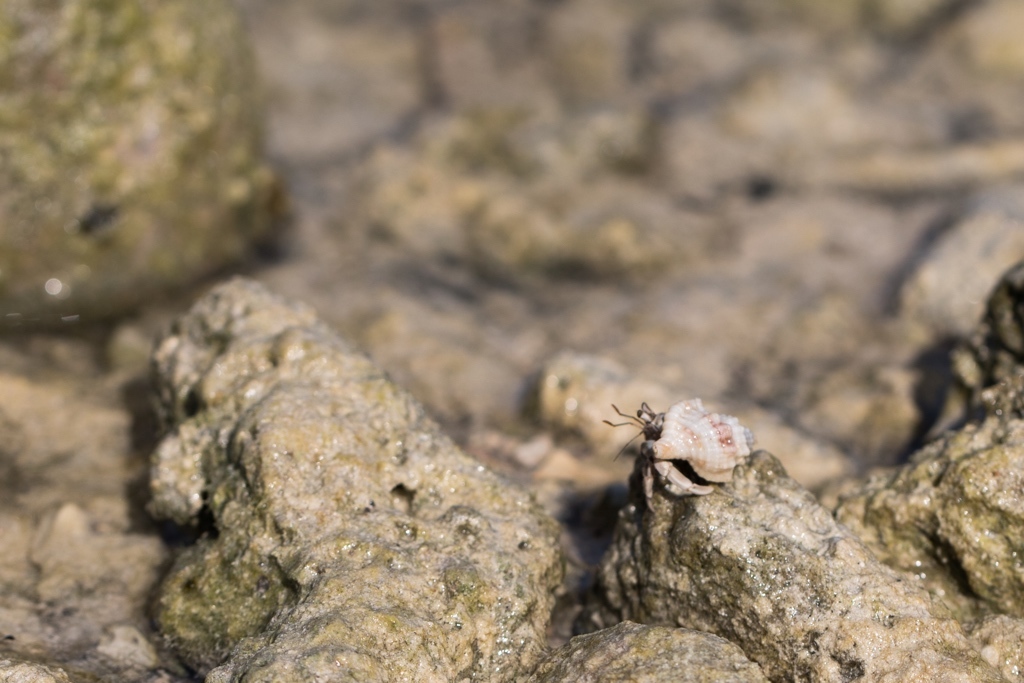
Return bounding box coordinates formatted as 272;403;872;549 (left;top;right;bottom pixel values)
3;0;1024;676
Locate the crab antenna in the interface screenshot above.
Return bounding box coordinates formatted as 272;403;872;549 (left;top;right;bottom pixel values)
612;431;642;460
604;403;650;460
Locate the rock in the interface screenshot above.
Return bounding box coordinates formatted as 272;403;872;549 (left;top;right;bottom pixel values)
791;362;921;467
428;0;557;112
831;259;1024;622
30;504;163;607
860;0;962;37
722;68;871;154
0;660;72;683
96;626;159;671
526;621;769;683
0;341;170;681
647;17;748;96
835;414;1024;621
543;1;634;109
0;371;135;515
148;278;564;680
838;268;1024;621
0;503;166;680
737;409;853;490
580;451;1002;682
0;0;280;323
953;259;1024;418
965;615;1024;680
901;193;1024;337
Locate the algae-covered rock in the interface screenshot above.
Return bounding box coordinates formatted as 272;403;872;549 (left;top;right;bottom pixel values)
526;621;769;683
0;0;279;322
149;278;564;681
580;451;1001;682
528;622;770;683
834;414;1024;624
835;260;1024;620
954;259;1024;417
965;615;1024;680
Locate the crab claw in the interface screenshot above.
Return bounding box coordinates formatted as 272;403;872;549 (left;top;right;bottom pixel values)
654;460;713;496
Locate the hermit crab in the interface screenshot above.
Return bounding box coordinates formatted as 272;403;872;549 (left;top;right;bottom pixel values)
606;399;754;509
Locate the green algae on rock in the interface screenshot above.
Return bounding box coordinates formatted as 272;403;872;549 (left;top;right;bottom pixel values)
580;451;1002;682
0;0;280;323
526;621;769;683
965;614;1024;680
834;415;1024;622
148;278;564;680
954;259;1024;418
835;261;1024;621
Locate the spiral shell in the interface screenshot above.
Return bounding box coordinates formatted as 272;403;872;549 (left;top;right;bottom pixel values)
651;399;754;482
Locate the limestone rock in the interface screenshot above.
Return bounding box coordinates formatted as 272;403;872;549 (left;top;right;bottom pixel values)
949;0;1024;80
966;615;1024;681
837;259;1024;622
835;409;1024;622
581;451;1002;682
526;621;769;683
149;278;564;680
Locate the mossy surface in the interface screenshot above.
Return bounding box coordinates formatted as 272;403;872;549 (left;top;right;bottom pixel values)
837;261;1024;622
149;279;564;681
582;451;1003;682
0;0;279;321
527;621;769;683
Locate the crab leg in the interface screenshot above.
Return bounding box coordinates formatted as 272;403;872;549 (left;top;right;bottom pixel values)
654;459;714;496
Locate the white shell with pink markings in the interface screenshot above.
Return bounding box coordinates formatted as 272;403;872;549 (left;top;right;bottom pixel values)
651;398;754;483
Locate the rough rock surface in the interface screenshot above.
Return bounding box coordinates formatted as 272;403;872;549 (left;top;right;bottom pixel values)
580;451;1002;682
0;0;279;322
837;261;1024;621
149;278;564;681
526;621;769;683
966;615;1024;680
954;259;1024;417
835;414;1024;622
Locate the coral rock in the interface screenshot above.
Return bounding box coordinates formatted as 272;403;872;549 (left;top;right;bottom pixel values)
149;278;564;680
